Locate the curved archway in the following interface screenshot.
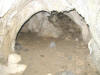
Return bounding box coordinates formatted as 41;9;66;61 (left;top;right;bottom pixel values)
0;1;47;58
0;0;100;74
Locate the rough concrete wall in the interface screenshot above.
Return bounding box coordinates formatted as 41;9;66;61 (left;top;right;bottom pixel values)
64;11;90;43
69;0;100;71
0;0;46;58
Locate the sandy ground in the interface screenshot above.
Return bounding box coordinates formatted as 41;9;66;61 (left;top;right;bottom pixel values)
14;32;99;75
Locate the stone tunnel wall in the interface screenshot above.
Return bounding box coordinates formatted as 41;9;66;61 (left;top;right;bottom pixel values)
20;11;87;41
0;0;100;72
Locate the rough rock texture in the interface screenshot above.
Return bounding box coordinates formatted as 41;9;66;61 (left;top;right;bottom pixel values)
0;0;100;73
64;10;91;43
48;11;82;40
21;11;83;40
21;11;63;38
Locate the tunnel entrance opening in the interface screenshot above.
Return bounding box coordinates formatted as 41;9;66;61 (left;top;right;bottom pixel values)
14;11;98;75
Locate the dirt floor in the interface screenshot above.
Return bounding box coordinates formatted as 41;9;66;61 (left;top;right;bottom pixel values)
14;32;99;75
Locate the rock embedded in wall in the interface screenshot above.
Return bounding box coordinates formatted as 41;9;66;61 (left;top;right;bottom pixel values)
21;11;63;38
64;10;91;43
48;11;82;41
21;11;83;41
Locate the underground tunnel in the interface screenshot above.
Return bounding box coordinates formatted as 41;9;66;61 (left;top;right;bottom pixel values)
12;11;98;75
1;0;100;75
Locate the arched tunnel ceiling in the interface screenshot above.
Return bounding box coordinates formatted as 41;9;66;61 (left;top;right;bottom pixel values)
0;0;100;46
0;0;99;27
0;0;100;74
0;0;100;50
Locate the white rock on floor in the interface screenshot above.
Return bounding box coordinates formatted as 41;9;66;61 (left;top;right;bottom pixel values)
49;41;56;48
